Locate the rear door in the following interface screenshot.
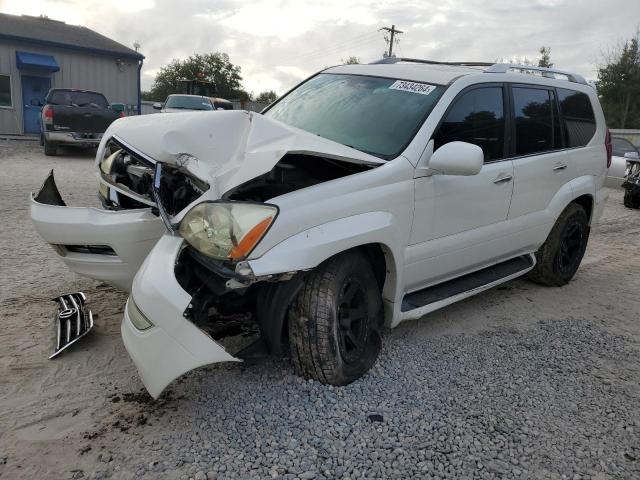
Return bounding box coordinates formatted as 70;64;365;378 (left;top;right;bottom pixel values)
406;84;515;290
507;85;575;220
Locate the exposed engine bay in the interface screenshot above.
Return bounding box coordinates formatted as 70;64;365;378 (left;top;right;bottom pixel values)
100;139;374;214
98;138;209;215
224;153;373;202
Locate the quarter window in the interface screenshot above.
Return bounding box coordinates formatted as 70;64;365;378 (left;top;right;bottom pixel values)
557;88;596;148
513;87;559;156
433;87;505;161
0;74;11;107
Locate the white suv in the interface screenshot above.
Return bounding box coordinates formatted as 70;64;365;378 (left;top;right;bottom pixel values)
31;59;610;398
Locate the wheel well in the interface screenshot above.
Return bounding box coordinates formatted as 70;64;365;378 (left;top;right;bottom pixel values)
358;244;390;293
571;194;593;223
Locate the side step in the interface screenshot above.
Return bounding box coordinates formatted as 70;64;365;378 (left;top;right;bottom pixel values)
400;254;535;319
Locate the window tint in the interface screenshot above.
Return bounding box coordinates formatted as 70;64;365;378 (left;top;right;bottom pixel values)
0;74;11;107
48;90;108;108
433;87;505;161
513;87;558;155
612;137;639;157
557;88;596;147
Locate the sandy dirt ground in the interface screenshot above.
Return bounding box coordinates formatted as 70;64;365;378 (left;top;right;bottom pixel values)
0;140;638;479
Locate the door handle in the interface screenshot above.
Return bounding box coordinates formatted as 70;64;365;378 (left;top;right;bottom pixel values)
553;163;567;171
493;174;513;184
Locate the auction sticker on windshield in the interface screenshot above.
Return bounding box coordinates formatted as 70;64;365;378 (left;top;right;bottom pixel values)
389;80;436;95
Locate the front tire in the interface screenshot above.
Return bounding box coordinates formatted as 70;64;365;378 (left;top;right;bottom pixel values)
44;139;57;156
288;251;382;385
528;203;589;286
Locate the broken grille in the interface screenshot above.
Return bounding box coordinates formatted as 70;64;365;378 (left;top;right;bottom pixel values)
50;292;94;359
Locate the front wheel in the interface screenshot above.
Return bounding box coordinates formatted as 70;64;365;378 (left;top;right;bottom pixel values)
288;251;382;385
528;203;589;286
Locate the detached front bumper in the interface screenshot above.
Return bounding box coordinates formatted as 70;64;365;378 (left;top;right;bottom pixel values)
30;171;164;291
122;234;239;399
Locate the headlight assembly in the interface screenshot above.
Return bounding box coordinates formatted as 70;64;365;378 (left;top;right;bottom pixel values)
179;202;278;261
99;148;121;175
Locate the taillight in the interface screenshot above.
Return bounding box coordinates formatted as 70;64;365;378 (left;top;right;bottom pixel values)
43;105;53;125
119;111;125;118
605;128;613;168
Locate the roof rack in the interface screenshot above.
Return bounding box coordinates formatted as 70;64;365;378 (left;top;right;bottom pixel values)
369;58;588;85
369;57;494;67
484;63;588;85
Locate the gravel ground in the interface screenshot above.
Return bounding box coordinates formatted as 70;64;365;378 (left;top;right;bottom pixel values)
0;140;639;480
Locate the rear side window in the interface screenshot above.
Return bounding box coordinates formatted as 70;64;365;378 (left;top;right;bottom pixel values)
557;88;596;148
47;90;108;108
513;87;561;156
433;86;505;161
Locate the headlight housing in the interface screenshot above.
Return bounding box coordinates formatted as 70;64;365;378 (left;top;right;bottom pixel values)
179;202;278;261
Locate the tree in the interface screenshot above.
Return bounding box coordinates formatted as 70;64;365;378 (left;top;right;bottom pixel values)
146;53;249;102
597;34;640;128
342;56;361;65
538;46;553;68
255;90;278;104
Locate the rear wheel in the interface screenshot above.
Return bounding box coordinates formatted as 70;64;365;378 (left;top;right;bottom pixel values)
288;251;382;385
623;190;640;209
528;203;589;286
44;139;57;156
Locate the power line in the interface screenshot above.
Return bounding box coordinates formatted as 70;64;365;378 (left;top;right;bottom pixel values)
293;36;381;65
285;30;381;63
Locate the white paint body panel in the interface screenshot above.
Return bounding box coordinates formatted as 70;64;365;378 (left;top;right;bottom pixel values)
122;235;239;399
29;196;164;291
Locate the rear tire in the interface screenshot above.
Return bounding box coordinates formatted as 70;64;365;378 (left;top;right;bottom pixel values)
288;251;382;385
623;190;640;209
528;203;589;286
44;139;57;156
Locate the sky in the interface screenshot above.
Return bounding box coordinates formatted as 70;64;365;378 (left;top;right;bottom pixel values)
1;0;639;96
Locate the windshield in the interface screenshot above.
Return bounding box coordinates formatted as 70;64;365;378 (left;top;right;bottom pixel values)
165;96;213;110
48;91;108;108
264;73;445;158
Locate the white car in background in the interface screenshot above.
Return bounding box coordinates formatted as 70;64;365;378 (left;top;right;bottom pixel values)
153;94;233;113
31;59;610;398
606;136;640;188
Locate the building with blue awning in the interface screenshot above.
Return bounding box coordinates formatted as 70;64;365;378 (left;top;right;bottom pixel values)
0;13;144;135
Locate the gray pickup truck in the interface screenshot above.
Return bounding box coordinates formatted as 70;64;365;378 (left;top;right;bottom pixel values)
40;88;123;156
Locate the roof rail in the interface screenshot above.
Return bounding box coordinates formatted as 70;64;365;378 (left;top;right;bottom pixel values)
369;57;494;67
368;58;589;85
484;63;588;85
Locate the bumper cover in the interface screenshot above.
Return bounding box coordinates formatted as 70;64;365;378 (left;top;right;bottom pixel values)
45;131;103;145
30;171;164;291
123;234;239;399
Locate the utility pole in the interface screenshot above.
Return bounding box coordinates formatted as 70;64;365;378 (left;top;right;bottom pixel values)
380;25;404;57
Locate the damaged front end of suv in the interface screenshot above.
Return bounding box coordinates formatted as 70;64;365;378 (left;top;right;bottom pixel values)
32;108;398;398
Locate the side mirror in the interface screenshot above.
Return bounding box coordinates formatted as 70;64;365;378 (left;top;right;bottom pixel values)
429;141;484;176
153;102;162;110
624;151;640;160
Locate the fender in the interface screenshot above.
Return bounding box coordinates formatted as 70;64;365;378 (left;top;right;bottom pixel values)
248;211;403;304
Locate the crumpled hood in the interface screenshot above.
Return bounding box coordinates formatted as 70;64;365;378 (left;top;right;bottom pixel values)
105;110;384;197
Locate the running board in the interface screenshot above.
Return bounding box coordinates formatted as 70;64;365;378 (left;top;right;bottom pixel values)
400;254;536;321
